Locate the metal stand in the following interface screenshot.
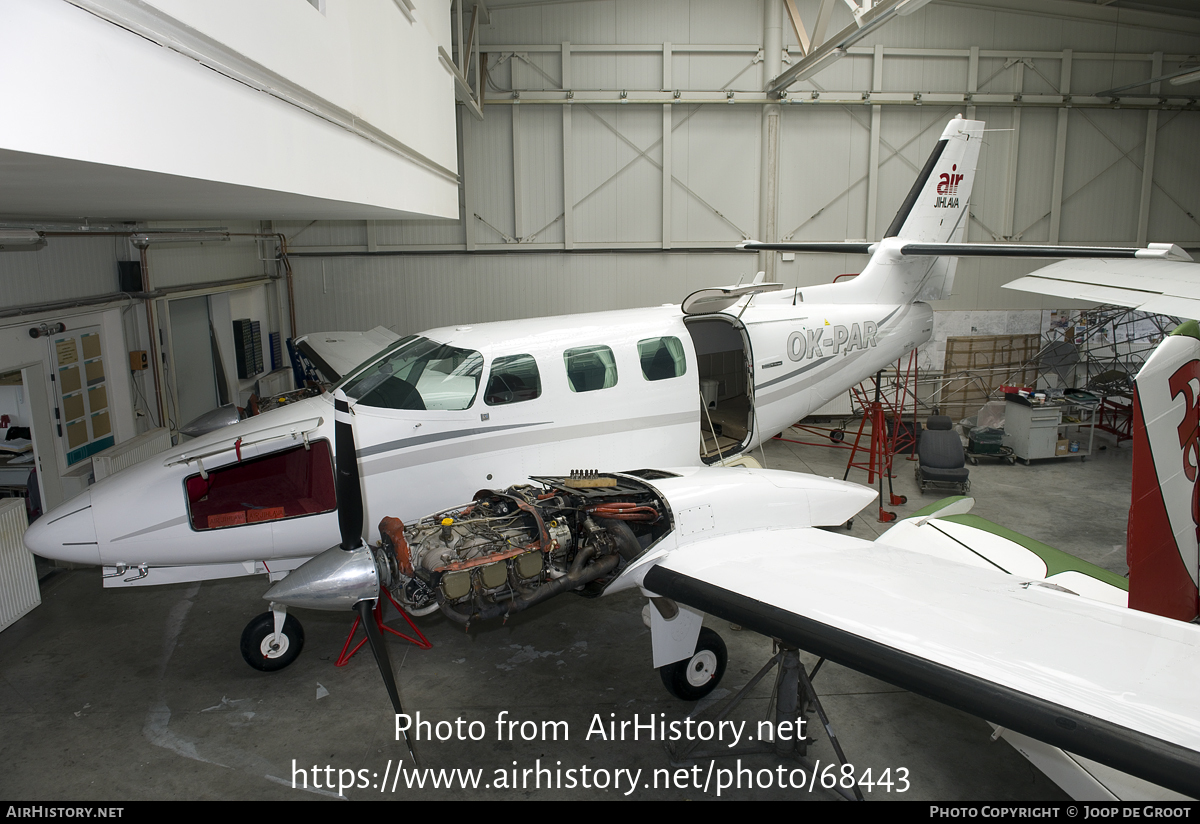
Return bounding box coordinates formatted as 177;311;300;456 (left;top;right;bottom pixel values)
336;588;432;667
843;370;908;522
667;642;863;801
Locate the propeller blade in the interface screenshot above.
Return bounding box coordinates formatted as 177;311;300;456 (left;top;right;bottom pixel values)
358;600;416;761
333;389;364;552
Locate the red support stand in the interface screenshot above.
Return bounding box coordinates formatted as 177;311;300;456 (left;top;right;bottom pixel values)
842;357;917;522
336;588;432;668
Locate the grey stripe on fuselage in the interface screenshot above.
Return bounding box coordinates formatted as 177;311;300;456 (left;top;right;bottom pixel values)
360;410;697;476
112;514;190;543
755;356;827;392
356;422;549;459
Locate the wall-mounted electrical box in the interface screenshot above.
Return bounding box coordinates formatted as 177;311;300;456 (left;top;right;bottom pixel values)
129;351;148;371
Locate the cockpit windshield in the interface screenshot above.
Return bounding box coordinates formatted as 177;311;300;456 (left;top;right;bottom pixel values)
339;336;483;411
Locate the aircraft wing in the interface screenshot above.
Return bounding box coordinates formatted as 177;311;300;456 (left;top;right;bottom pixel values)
642;527;1200;798
1003;258;1200;318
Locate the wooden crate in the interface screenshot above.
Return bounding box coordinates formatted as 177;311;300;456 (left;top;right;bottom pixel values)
937;334;1041;422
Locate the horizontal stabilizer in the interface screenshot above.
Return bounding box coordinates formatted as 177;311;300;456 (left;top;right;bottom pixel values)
738;241;875;255
902;242;1191;261
742;240;1191;262
644;527;1199;796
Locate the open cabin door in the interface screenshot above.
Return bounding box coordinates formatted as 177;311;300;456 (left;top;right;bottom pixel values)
681;282;779;464
684;316;754;463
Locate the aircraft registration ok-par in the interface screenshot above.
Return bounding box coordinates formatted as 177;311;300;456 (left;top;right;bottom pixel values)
23;115;1191;686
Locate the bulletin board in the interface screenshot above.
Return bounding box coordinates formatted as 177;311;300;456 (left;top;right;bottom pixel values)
50;326;114;466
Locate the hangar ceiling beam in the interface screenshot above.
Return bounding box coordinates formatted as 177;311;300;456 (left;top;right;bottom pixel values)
767;0;933;94
784;0;837;56
445;0;487;120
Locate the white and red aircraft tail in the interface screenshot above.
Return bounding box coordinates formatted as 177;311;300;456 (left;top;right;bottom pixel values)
1128;321;1200;622
745;116;1188;307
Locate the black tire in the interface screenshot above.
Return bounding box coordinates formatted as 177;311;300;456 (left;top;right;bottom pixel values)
659;627;727;700
241;612;305;672
829;430;845;443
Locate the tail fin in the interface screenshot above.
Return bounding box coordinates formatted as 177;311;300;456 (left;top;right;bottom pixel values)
1128;321;1200;622
869;114;984;304
791;116;985;305
884;116;983;244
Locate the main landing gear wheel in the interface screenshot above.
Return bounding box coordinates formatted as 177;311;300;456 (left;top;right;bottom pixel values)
241;612;305;672
659;627;728;701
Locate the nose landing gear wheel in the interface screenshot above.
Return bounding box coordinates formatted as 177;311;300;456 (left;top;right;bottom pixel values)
241;612;305;672
659;627;728;700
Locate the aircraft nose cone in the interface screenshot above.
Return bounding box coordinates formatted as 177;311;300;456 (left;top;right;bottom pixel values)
23;492;101;565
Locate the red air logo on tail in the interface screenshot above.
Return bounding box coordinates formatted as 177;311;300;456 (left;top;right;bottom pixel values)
934;165;964;208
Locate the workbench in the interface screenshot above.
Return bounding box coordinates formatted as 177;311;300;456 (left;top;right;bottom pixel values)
1002;395;1096;464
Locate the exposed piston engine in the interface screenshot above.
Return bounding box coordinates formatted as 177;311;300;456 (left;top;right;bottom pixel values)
376;474;669;624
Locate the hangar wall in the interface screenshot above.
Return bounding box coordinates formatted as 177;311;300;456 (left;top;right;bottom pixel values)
282;0;1200;338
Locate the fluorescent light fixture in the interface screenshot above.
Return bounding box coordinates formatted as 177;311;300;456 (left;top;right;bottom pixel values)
1169;68;1200;86
0;229;46;250
130;232;230;248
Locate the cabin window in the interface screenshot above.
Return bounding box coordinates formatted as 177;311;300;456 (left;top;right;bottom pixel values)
185;440;337;530
341;336;482;411
638;337;687;381
485;354;542;405
564;345;618;392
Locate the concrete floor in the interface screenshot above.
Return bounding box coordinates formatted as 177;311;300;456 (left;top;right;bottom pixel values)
0;427;1133;801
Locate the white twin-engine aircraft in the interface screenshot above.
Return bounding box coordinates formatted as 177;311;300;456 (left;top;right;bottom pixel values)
26;115;1187;597
23;116;1200;796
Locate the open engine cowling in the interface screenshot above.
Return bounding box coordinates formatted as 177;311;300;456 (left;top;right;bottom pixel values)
374;473;672;625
